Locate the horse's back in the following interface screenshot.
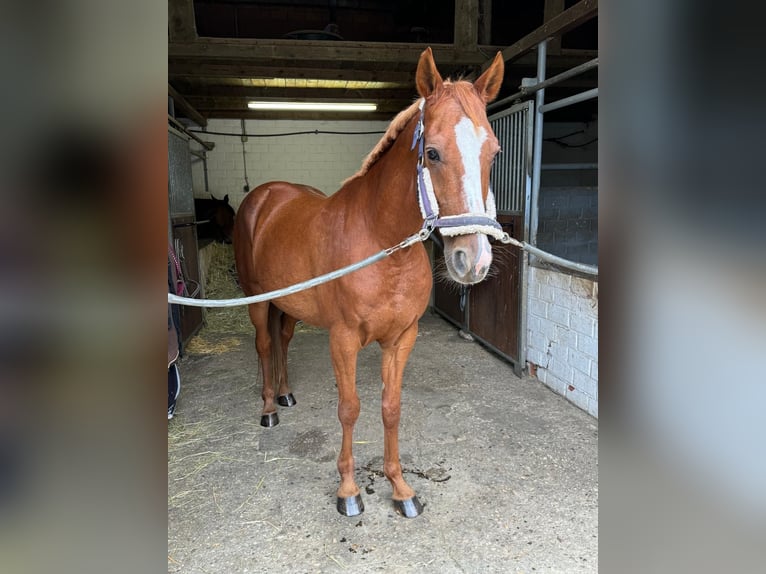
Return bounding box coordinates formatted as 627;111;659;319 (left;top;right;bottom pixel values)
234;182;329;297
235;181;325;237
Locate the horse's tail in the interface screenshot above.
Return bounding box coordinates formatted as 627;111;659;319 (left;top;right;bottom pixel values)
267;303;286;395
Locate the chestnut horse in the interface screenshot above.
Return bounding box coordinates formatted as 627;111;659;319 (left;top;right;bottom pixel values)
234;48;505;518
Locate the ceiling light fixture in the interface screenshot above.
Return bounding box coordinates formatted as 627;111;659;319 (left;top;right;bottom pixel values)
247;101;377;112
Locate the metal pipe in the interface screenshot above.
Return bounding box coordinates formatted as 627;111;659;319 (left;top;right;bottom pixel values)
203;153;209;192
488;57;598;111
519;100;534;375
539;88;598;114
541;162;598;170
168;114;215;151
529;40;546;248
523;243;598;276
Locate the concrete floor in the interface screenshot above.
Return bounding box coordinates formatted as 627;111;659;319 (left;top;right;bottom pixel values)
168;313;598;573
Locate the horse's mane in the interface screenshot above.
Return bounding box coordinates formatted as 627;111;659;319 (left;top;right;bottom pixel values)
343;80;485;186
342;98;422;185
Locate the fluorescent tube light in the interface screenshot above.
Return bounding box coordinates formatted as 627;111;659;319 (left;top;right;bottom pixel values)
247;101;377;112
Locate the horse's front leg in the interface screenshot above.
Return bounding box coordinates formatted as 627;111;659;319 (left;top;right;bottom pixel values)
380;320;423;518
329;329;364;516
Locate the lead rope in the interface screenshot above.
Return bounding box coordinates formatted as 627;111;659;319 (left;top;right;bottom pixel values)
167;230;428;308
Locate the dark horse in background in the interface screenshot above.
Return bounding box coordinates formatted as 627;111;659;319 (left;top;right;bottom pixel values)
194;194;235;245
234;48;505;518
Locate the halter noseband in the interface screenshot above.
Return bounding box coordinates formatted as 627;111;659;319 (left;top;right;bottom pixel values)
410;98;505;241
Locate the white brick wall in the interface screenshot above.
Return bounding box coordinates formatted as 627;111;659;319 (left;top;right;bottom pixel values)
527;267;599;417
189;118;390;211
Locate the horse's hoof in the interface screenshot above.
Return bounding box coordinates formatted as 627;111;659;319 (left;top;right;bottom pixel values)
336;494;364;517
260;412;279;427
277;393;297;407
393;496;423;518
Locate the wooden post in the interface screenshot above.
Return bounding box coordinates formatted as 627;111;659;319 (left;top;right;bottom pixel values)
544;0;566;54
169;0;197;42
479;0;492;45
454;0;479;53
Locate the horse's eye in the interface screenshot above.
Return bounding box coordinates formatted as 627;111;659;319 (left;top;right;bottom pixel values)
426;148;440;162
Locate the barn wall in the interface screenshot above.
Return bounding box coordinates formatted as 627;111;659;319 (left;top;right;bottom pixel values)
526;267;599;417
190;118;389;211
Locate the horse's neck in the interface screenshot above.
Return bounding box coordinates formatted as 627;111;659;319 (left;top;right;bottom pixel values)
336;125;422;246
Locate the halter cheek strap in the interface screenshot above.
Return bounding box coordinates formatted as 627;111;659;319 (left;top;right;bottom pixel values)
410;98;505;241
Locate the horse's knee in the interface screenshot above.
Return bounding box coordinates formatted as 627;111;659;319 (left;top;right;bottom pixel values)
338;396;360;424
381;400;401;428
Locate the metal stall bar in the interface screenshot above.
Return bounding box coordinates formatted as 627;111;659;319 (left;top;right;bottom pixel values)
530;40;547;248
520;100;534;376
511;114;529;211
539;88;599;113
542;163;598;170
488;57;599;112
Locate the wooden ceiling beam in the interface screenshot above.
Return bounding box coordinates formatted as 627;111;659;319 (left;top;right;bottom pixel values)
484;0;597;69
169;62;415;83
178;86;417;101
199;110;399;122
168;39;500;66
168;83;207;127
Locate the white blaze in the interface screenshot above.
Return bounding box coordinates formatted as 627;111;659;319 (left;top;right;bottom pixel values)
454;116;488;213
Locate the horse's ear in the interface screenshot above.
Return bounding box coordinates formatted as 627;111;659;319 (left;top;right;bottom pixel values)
223;194;229;203
416;47;443;98
474;51;505;103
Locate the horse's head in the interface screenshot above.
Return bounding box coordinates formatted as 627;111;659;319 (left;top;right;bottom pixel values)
415;48;505;285
213;194;236;243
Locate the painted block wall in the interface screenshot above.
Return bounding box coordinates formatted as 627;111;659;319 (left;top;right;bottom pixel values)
526;267;598;418
189;118;390;211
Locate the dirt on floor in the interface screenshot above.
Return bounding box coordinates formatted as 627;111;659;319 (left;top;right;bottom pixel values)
169;312;598;573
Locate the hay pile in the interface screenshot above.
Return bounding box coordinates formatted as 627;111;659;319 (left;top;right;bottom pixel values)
199;243;252;335
187;242;320;355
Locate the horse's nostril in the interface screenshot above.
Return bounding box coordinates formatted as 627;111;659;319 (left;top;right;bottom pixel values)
452;249;469;276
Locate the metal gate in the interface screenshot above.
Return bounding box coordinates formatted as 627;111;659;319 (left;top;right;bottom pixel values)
169;126;204;344
431;101;533;374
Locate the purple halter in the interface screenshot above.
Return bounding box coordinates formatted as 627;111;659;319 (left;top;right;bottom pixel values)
409;99;505;240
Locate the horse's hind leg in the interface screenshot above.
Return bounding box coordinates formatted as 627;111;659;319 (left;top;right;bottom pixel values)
380;321;423;518
247;302;279;427
276;313;298;407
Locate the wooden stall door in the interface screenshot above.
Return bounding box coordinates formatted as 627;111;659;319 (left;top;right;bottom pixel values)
431;238;465;328
467;214;523;368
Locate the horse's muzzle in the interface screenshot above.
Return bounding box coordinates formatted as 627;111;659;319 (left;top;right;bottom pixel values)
443;234;492;285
